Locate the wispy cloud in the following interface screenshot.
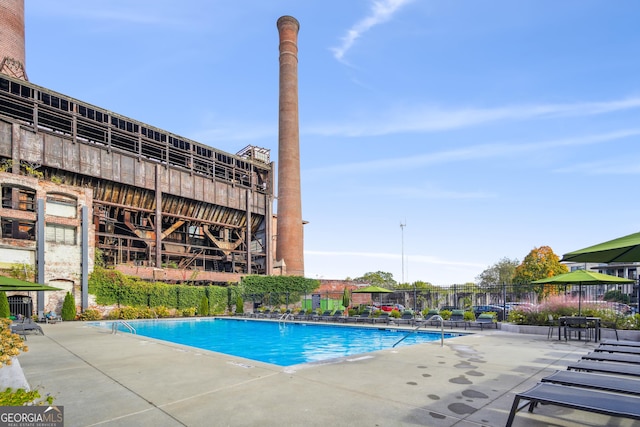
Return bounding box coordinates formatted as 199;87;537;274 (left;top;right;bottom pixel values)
305;250;484;268
305;129;640;176
30;1;189;27
331;0;414;62
307;97;640;137
357;182;495;200
554;159;640;175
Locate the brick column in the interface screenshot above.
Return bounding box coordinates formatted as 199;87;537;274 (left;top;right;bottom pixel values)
276;16;304;276
0;0;27;80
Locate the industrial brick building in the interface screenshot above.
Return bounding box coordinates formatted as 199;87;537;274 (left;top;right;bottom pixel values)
0;0;305;315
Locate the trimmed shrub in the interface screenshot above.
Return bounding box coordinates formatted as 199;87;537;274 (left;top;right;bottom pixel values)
235;295;244;314
61;292;76;321
78;309;102;321
0;293;9;318
198;296;210;316
181;307;196;317
463;311;476;321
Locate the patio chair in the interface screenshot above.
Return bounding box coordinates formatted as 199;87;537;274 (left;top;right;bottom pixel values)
45;311;60;324
506;382;640;427
547;314;557;339
541;370;640;396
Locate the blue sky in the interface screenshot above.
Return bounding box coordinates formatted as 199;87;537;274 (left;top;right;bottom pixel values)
24;1;640;286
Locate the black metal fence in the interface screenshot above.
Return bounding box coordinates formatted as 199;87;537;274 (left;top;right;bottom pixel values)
303;282;639;314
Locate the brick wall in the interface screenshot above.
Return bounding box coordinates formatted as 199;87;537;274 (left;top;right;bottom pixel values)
0;0;26;78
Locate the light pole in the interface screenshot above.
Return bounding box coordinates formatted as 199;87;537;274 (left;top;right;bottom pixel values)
400;222;406;284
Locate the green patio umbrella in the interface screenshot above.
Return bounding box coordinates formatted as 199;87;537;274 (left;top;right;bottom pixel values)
0;276;62;291
532;270;634;315
561;232;640;263
352;285;394;311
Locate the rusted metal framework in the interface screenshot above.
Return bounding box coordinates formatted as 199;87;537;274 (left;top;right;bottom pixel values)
0;74;274;283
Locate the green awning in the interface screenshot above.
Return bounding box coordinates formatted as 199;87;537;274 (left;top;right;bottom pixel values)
562;232;640;263
532;270;634;284
352;285;394;293
0;276;62;291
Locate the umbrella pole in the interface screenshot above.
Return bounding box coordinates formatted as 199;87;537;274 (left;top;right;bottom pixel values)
578;284;582;316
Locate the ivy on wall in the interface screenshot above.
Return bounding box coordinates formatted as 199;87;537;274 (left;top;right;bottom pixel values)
88;267;233;314
240;275;319;306
88;269;320;314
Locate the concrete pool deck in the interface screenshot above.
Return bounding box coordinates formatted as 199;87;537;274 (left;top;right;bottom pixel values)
15;320;636;426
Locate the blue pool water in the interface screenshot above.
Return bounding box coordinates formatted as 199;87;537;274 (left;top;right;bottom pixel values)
92;318;460;366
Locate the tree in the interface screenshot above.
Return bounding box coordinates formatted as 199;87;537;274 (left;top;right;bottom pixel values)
352;271;397;289
476;257;519;289
513;246;568;299
61;292;76;321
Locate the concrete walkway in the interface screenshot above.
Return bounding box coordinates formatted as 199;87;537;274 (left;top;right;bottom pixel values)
15;321;636;427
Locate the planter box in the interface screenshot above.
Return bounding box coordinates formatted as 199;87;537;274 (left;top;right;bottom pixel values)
500;323;640;341
500;323;549;336
0;357;29;390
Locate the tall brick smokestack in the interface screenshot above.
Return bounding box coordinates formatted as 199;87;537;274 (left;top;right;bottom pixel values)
276;16;304;277
0;0;27;80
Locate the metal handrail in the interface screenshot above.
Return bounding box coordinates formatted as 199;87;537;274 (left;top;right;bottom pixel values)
112;320;137;335
392;315;444;348
279;313;293;322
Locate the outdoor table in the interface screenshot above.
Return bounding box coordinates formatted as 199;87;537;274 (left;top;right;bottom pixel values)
558;316;601;342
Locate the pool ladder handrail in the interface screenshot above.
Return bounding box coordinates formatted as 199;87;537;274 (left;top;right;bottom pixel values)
279;312;293;322
112;320;137;335
392;315;444;348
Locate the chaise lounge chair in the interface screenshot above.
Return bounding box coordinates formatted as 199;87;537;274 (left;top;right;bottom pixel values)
443;310;466;328
312;310;333;321
355;310;373;323
582;351;640;365
595;344;640;355
11;318;44;339
321;310;344;322
567;360;640;377
505;382;640;427
423;309;439;321
540;370;640;396
465;313;497;330
600;339;640;348
394;311;416;326
372;312;391;324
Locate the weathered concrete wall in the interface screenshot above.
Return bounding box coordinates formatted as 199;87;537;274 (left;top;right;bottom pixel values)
2;122;267;214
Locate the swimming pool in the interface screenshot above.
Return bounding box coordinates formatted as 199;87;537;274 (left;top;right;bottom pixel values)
92;318;460;367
